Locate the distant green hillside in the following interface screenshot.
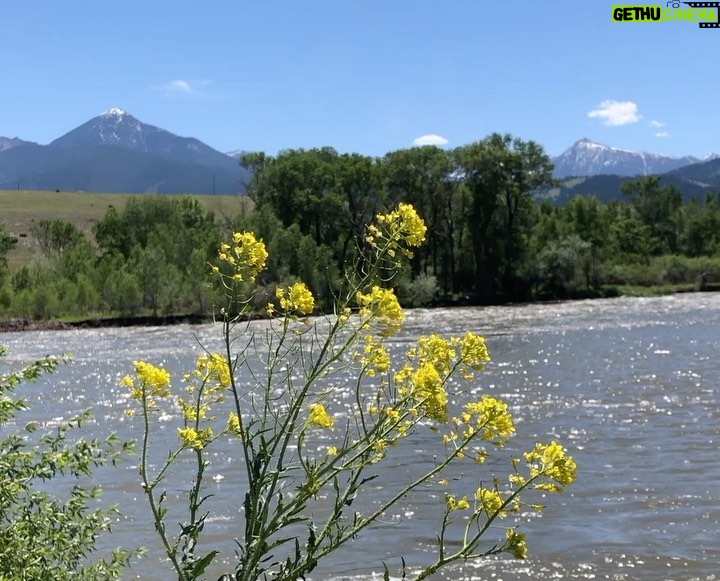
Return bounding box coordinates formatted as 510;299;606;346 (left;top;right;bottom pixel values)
538;160;720;205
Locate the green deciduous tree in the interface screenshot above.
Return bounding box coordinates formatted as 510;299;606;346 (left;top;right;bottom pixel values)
622;176;683;254
454;134;555;300
31;219;85;260
0;225;18;288
383;146;460;294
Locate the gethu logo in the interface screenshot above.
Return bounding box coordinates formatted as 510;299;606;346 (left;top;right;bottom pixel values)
612;2;720;27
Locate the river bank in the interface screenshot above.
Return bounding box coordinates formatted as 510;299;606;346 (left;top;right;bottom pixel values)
3;282;720;334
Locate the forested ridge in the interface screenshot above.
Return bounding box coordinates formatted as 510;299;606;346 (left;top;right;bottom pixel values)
2;133;720;323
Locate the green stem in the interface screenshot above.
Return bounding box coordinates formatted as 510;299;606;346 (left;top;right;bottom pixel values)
139;386;186;581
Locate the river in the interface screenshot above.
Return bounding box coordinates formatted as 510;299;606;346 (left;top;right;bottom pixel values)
2;293;719;580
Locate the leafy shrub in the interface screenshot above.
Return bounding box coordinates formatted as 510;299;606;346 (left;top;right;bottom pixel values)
0;349;136;580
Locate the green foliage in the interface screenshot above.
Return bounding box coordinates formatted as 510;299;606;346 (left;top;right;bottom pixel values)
399;272;440;307
453;133;555;299
30;219;84;259
0;348;137;579
103;266;142;315
604;254;720;287
0;225;18;286
537;235;592;296
622;176;682;254
383;146;464;294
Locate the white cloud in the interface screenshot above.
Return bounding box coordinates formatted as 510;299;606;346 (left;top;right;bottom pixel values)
412;134;449;146
165;80;195;93
587;100;641;126
650;120;665;128
156;79;199;95
655;131;669;138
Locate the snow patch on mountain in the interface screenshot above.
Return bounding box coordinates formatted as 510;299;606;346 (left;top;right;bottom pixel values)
552;139;702;178
102;107;127;117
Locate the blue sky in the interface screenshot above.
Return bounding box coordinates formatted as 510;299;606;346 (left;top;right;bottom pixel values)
1;1;718;158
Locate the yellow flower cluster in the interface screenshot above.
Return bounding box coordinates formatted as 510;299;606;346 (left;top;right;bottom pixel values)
366;203;427;258
227;412;240;433
395;361;448;423
462;396;516;444
175;353;233;446
505;528;528;559
275;282;315;315
460;331;491;371
445;494;471;511
178;426;214;450
524;441;577;490
216;231;268;283
177;397;209;422
474;487;506;518
194;353;232;389
408;334;456;375
356;286;405;337
121;361;171;407
361;336;391;377
308;404;334;429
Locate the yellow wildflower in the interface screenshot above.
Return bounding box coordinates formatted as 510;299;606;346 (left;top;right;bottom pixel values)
123;361;171;408
505;528;528;559
216;231;268;283
194;353;231;389
356;286;405;337
372;439;387;453
464;396;516;443
410;361;448;423
308;404;334;429
461;331;491;370
178;427;213;450
227;412;240;433
276;282;315;315
338;307;351;325
382;407;401;422
133;361;171;395
361;337;391;376
445;494;471;511
475;487;506;518
525;440;577;489
409;334;456;375
367;203;427;257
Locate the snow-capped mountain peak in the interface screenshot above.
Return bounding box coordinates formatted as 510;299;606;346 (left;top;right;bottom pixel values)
44;109;240;173
102;107;128;117
552;139;702;178
576;138;607;149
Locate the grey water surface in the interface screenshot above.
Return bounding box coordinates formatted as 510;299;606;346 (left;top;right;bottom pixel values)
2;292;718;580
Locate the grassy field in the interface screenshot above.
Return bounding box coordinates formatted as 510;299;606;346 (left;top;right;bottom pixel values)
0;190;253;269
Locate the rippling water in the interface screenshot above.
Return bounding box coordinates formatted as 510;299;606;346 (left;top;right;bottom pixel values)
2;293;719;580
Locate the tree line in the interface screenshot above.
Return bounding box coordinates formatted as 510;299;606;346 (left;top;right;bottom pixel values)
1;132;720;321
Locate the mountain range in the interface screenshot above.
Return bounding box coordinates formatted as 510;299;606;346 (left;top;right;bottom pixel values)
1;111;719;200
551;138;717;179
544;139;720;204
0;108;248;194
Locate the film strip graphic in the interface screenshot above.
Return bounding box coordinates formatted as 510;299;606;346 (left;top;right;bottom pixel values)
681;1;720;27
